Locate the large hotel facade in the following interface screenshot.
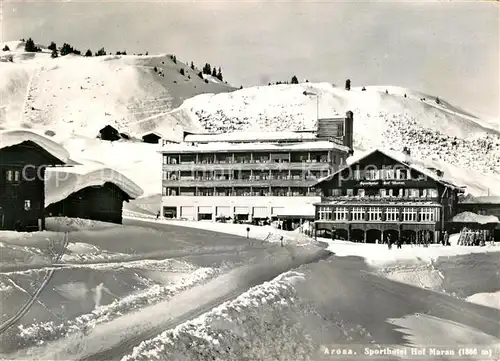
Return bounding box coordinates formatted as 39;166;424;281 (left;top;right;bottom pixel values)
313;148;466;243
160;112;354;222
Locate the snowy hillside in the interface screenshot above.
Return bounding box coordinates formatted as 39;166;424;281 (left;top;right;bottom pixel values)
177;83;500;180
0;40;234;138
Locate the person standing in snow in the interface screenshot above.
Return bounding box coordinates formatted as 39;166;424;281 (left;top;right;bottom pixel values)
443;231;449;246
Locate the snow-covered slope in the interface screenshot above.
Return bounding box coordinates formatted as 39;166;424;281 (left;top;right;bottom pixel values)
177;83;500;180
0;41;234;138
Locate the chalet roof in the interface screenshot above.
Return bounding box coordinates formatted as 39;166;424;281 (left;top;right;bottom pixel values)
459;194;500;205
451;211;499;224
0;129;70;163
45;165;144;206
315;148;465;191
183;131;318;144
160;140;350;153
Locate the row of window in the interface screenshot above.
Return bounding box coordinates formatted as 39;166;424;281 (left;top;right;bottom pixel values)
353;168;422;181
163;170;329;181
163;187;322;197
163;153;336;165
328;188;439;198
4;170;21;182
317;206;439;222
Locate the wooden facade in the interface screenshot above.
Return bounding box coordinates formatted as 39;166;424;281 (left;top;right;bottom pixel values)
46;182;131;224
0;141;65;231
314;149;464;243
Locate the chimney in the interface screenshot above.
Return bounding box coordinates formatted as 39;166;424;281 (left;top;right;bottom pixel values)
402;147;411;164
343;111;354;150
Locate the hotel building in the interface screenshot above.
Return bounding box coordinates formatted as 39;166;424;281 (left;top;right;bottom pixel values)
160;112;354;222
313;148;465;243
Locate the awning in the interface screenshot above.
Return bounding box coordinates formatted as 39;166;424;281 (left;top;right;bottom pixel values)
275;205;315;219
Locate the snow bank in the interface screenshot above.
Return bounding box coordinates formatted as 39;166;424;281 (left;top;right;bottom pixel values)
124;216;312;245
0;129;69;162
452;211;499;224
45;165;143;206
16;265;218;346
389;314;499;360
122;270;306;361
466;292;500;310
323;239;500;266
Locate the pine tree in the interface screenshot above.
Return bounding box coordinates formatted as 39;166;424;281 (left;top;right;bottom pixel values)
212;67;217;77
2;45;10;51
203;63;211;75
85;49;92;57
172;55;177;64
436;97;440;104
291;75;298;84
24;38;38;52
48;42;57;51
180;68;185;76
96;47;106;56
60;43;74;56
190;61;195;70
51;48;58;58
216;67;223;81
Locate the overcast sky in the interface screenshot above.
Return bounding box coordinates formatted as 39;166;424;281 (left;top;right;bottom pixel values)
2;0;498;118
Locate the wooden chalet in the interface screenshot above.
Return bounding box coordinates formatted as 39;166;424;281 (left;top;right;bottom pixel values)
313;148;465;243
45;166;143;225
46;182;133;224
0;131;69;231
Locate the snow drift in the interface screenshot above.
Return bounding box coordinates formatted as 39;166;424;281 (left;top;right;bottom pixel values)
0;129;70;163
45;165;143;206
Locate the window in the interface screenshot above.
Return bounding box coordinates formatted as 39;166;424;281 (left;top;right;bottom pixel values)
409;189;420;198
367;207;382;221
428;188;438;197
354;169;361;180
334;207;348;221
379;189;387;197
351;207;365;221
163;155;168;165
318;206;333;220
388;189;394;197
402;207;417;222
365;169;377;180
330;189;342;197
421;189;427;198
385;207;399;222
420;207;435;222
24;200;31;211
384;169;395;180
357;189;365;197
398;188;403;197
6;170;13;182
346;189;354;196
162;170;167;180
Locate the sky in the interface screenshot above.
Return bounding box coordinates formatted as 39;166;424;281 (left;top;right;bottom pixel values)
2;0;499;119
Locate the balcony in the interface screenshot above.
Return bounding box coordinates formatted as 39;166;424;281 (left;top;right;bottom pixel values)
162;178;320;188
162;161;333;172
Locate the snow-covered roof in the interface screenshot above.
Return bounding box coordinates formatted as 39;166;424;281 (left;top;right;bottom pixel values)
451;211;499;224
0;129;70;163
459;195;500;205
184;131;318;143
160;140;350;153
316;148;464;190
45;165;144;206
